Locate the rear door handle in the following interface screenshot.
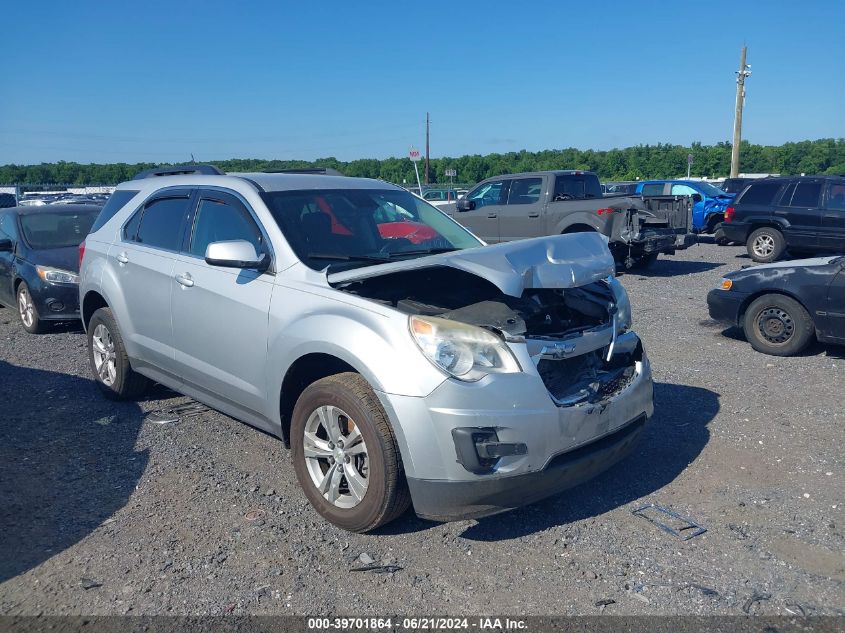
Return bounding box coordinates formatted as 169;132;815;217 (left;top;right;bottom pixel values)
116;252;129;264
175;273;194;287
487;213;498;219
528;212;540;218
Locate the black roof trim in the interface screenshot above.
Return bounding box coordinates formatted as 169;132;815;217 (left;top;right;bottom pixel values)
132;164;224;180
263;167;345;176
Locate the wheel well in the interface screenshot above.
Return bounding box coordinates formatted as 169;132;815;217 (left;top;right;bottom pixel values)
705;213;724;233
279;353;356;447
13;277;23;294
82;291;108;329
562;224;597;234
738;289;808;322
749;222;783;235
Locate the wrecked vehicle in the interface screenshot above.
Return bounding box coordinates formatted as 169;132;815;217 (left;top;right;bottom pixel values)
442;170;694;269
708;255;845;356
79;165;654;532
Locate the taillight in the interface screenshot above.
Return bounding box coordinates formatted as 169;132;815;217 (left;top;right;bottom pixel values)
724;206;735;222
597;208;614;216
78;240;86;269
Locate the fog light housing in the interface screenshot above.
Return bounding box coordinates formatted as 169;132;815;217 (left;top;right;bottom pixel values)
46;300;65;312
451;427;527;474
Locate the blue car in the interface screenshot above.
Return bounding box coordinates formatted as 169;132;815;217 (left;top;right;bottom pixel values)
636;180;734;235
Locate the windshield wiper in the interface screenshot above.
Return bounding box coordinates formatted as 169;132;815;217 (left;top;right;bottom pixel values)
383;247;458;258
307;252;393;263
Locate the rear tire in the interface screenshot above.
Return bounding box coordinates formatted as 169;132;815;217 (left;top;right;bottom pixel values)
713;226;730;246
87;307;149;400
17;282;46;334
747;227;785;263
291;372;411;532
743;294;814;356
629;253;658;269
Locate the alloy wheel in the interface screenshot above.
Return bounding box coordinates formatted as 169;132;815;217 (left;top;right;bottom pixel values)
752;234;775;258
91;323;118;386
18;287;35;328
303;405;369;509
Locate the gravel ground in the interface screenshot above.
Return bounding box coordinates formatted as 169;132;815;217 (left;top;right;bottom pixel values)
0;242;843;616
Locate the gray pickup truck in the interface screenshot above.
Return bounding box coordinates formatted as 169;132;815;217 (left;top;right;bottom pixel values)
444;170;694;268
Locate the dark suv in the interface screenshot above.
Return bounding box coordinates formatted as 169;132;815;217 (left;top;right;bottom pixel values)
721;176;845;263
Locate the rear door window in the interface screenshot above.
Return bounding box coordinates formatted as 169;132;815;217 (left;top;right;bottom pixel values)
788;182;822;207
507;178;543;205
554;175;602;200
826;183;845;210
131;196;191;251
737;182;782;205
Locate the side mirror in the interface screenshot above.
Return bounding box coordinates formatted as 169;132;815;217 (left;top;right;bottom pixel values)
692;194;703;203
0;238;12;252
205;240;268;271
456;198;475;212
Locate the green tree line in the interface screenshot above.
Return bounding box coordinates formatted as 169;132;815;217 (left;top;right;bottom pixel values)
3;138;843;187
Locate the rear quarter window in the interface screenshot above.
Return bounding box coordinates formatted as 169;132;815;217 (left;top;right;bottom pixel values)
737;182;782;206
90;190;140;233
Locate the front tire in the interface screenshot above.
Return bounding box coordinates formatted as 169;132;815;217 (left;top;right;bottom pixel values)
291;372;411;532
17;282;46;334
87;307;149;400
743;294;814;356
747;227;785;263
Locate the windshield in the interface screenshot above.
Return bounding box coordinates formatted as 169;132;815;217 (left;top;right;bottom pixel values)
694;182;728;197
260;188;483;271
20;211;98;249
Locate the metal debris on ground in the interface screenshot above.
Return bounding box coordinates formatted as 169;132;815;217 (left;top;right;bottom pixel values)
631;503;707;541
742;591;772;614
594;599;615;608
349;564;403;574
80;577;102;590
678;583;719;597
244;509;266;522
144;402;208;425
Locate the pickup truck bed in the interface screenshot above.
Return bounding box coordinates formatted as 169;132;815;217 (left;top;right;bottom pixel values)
445;171;694;268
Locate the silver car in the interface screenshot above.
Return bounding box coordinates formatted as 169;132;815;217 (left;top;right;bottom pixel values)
79;165;654;532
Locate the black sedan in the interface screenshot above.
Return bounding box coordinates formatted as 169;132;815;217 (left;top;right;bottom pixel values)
708;256;845;356
0;205;100;333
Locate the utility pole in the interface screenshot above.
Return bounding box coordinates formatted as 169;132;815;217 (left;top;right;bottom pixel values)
730;46;751;178
425;112;430;185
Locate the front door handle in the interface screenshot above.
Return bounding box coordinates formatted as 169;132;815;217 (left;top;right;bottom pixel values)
487;213;498;219
175;273;194;287
528;212;540;218
116;252;129;264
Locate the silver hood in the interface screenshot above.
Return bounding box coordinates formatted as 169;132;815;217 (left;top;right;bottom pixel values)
327;233;616;297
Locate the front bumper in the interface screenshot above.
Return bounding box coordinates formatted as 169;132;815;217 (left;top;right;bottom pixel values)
29;279;81;321
707;288;748;327
377;333;654;521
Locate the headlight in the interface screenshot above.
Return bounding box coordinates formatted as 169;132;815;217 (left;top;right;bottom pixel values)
36;266;79;284
409;315;521;381
607;276;632;332
718;278;733;290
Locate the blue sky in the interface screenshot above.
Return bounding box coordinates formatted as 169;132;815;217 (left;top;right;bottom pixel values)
2;0;843;164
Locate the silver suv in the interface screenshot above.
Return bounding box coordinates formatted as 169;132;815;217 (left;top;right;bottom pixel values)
79;165;654;532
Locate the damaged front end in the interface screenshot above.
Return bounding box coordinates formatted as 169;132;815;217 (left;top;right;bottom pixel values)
333;258;640;408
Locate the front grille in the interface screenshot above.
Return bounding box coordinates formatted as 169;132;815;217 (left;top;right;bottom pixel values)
537;347;639;406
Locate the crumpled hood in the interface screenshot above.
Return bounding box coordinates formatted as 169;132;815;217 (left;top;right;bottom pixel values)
327;233;616;297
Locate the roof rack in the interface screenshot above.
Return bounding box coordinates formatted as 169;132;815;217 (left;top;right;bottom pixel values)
132;164;224;180
263;167;345;176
